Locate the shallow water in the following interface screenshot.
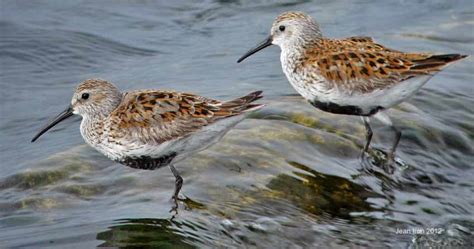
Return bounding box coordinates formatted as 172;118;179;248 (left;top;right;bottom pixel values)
1;0;473;248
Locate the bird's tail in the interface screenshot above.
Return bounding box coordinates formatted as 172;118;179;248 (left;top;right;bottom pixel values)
411;54;468;71
220;90;264;113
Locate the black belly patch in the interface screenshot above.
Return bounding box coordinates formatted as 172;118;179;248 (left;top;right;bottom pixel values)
119;152;177;170
309;100;383;116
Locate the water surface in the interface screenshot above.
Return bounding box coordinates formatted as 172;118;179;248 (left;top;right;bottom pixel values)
1;0;473;248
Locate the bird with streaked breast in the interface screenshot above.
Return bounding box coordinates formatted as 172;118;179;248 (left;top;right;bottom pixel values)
237;11;468;166
32;79;264;210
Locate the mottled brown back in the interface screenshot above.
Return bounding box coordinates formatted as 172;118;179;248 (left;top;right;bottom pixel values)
107;90;263;144
300;37;467;93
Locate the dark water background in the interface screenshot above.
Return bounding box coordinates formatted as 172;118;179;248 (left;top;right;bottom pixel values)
1;0;473;248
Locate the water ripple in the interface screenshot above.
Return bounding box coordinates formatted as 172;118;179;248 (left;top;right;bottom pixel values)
0;21;159;80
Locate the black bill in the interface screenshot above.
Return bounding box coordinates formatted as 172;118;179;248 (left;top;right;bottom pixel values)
237;35;273;63
31;105;74;142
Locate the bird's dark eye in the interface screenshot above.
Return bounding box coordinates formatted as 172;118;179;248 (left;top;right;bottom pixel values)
279;25;285;31
81;93;89;100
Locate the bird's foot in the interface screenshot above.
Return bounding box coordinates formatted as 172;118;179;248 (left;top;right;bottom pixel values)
169;195;184;218
360;149;370;159
360;147;400;174
383;155;396;174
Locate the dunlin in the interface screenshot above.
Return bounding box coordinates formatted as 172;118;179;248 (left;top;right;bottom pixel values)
32;79;264;209
237;11;467;165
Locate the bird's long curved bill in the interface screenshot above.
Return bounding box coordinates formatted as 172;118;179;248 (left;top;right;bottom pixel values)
31;105;74;142
237;36;273;63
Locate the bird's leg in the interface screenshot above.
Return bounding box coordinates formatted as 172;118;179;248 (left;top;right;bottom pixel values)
361;116;373;154
373;112;400;170
169;164;183;213
387;125;402;164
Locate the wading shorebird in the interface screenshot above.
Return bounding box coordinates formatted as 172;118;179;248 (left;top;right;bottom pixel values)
32;79;263;210
237;11;467;166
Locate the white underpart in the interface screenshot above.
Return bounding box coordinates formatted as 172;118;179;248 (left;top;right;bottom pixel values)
280;44;433;114
280;47;434;114
373;111;393;126
328;75;432;111
154;115;247;164
360;116;370;124
82;114;249;164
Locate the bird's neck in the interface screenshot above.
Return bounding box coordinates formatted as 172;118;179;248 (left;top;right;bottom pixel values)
281;38;322;64
80;113;107;147
280;43;308;73
79;95;122;146
280;39;330;101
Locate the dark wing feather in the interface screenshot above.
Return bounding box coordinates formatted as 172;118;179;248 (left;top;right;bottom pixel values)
108;90;263;144
303;38;467;93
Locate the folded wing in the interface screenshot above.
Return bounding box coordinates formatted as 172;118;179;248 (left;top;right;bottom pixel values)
107;90;263;145
304;37;467;93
